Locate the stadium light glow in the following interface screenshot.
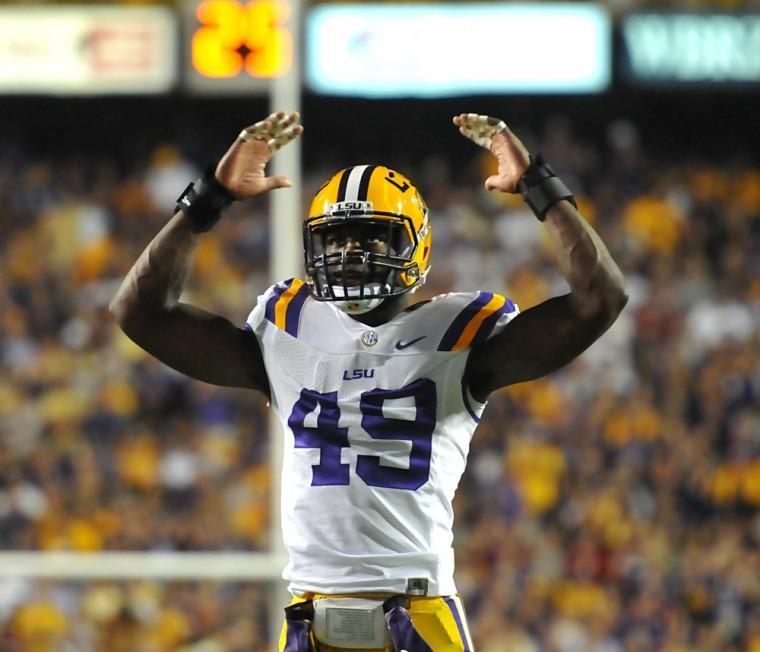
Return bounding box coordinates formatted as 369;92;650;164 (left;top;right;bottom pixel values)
306;4;611;97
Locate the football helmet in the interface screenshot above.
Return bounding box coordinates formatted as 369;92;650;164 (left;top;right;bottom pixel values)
304;165;431;314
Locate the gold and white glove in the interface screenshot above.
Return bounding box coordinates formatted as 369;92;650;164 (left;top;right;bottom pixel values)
239;111;302;152
454;113;508;149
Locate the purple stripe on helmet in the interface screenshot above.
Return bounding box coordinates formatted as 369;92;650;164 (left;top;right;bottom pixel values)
385;604;434;652
265;279;294;325
282;619;313;652
284;282;311;337
438;292;493;351
444;597;471;652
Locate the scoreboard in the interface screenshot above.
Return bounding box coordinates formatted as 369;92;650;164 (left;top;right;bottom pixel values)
186;0;292;93
0;2;293;95
0;3;757;96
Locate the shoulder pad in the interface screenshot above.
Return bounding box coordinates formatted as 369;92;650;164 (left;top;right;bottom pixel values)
245;278;311;337
434;291;518;351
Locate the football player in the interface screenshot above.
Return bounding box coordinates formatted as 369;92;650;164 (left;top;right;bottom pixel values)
110;111;627;651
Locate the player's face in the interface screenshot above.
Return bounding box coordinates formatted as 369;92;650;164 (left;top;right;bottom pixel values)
322;224;391;286
324;225;389;256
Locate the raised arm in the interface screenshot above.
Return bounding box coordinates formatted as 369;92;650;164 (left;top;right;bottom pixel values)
455;114;628;402
109;112;303;395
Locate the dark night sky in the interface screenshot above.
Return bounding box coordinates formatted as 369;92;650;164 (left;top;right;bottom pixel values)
3;87;757;166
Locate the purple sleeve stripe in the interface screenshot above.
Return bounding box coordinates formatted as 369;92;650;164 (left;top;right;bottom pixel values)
438;292;494;351
284;283;311;337
444;597;471;652
264;279;294;325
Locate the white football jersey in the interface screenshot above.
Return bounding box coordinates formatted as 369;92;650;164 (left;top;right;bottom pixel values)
245;278;519;596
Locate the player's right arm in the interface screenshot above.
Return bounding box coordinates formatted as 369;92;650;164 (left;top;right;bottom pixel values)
109;112;303;394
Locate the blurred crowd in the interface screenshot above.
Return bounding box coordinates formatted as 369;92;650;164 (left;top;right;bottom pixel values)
0;580;270;652
0;115;757;651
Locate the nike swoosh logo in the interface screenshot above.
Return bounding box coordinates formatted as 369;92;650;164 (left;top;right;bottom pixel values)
395;336;426;350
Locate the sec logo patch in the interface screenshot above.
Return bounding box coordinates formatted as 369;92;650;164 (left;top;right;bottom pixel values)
361;330;378;347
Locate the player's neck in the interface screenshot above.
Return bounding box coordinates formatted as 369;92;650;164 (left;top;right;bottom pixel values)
348;294;411;327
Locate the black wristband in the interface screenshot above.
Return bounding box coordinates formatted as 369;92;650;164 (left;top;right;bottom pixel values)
175;164;236;233
516;154;577;221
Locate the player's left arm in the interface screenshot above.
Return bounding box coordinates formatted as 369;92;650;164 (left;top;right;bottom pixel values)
455;114;628;402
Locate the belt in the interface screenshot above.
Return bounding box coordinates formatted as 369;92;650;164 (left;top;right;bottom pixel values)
283;595;433;652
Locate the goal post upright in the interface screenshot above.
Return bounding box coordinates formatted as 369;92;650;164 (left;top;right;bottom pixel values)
268;0;303;643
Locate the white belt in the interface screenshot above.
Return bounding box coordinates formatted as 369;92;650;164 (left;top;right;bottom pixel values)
313;597;391;649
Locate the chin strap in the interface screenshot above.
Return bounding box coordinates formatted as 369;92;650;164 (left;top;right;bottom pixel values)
329;282;387;315
335;296;386;315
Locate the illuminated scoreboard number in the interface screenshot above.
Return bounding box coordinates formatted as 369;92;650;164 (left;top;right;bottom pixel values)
186;0;291;91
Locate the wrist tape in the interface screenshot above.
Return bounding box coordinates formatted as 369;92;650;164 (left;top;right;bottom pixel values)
175;164;236;233
517;154;576;221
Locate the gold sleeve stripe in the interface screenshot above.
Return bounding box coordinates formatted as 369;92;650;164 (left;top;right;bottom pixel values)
274;278;306;331
450;294;507;351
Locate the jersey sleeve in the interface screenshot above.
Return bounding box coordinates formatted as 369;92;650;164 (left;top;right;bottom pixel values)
436;291;519;351
244;278;311;337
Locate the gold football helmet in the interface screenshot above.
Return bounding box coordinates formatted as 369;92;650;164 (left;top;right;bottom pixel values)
304;165;431;314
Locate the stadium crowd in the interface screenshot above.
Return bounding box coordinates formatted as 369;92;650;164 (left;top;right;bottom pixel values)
0;117;757;650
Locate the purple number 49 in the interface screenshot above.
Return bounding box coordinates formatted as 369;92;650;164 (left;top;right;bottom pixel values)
288;379;437;490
